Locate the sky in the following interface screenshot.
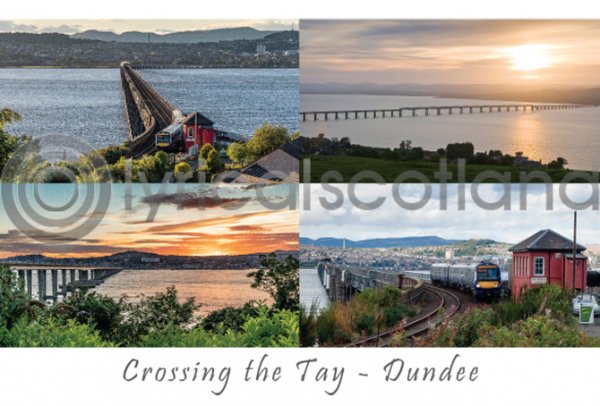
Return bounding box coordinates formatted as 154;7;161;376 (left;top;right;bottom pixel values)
0;19;297;34
0;184;298;258
300;20;600;86
300;184;600;246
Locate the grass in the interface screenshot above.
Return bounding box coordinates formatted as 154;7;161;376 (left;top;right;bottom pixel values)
301;155;596;183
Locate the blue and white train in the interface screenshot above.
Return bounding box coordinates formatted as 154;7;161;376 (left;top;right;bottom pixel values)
430;261;502;300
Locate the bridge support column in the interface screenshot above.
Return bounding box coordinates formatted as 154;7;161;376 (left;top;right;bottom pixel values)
302;113;306;122
345;112;349;119
313;113;317;121
80;270;89;282
26;270;32;299
17;270;25;286
38;270;46;301
51;270;58;303
335;112;338;120
61;269;67;298
70;269;76;286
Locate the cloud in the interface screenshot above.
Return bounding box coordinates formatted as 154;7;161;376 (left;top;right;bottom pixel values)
300;184;600;246
0;20;38;32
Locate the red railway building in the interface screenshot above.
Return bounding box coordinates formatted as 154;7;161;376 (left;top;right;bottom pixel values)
182;112;215;152
509;229;587;298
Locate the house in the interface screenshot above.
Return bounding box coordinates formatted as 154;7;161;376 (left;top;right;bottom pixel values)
509;229;587;297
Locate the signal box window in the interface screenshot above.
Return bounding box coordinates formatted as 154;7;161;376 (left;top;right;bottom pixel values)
534;257;544;276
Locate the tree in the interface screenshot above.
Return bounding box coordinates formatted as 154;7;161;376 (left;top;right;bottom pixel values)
206;149;223;174
174;161;192;180
247;254;299;311
227;142;248;165
154;150;169;171
246;123;290;160
548;157;568;169
0;108;22;175
200;144;215;161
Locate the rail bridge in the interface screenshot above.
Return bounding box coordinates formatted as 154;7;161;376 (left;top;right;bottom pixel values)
120;62;247;157
300;103;600;122
121;62;176;157
10;266;122;304
317;260;423;302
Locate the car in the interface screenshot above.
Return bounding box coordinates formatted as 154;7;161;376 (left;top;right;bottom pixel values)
572;294;600;315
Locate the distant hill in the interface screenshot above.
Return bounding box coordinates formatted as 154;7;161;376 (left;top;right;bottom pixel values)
300;82;600;105
0;250;298;270
300;236;460;248
71;27;277;44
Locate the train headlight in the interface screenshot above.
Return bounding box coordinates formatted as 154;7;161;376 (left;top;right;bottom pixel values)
476;283;481;288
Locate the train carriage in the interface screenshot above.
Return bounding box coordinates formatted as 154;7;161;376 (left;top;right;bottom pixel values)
430;261;502;300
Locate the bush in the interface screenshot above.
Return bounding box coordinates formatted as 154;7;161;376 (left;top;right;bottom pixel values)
200;144;216;161
355;314;375;335
201;302;261;332
0;318;112;347
140;308;299;348
174;161;193;180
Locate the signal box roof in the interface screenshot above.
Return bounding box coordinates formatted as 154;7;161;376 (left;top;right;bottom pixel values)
183;112;214;126
509;229;586;252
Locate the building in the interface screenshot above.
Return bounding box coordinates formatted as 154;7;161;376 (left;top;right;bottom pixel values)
215;139;300;184
182;112;215;153
509;229;587;297
256;43;267;55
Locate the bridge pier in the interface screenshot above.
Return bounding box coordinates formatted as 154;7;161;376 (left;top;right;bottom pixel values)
61;269;68;297
51;270;58;302
38;270;46;301
313;113;317;121
26;270;32;299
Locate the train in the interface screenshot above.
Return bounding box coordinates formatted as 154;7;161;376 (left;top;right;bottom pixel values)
155;110;217;154
430;261;502;300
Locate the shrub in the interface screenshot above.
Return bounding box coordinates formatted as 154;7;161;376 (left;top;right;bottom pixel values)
0;318;112;347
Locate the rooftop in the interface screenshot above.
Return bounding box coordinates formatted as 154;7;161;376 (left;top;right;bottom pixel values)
509;229;586;253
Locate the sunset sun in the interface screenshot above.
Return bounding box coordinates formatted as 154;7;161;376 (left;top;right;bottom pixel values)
507;44;552;71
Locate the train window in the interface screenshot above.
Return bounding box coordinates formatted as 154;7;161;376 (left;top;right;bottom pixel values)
534;257;544;276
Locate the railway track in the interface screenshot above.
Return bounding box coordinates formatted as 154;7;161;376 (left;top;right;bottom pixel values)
121;65;175;158
347;284;461;347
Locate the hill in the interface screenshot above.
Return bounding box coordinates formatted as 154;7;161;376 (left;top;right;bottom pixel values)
300;236;460;248
71;27;276;44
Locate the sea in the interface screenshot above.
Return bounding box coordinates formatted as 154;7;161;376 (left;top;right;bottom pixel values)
0;68;299;149
301;94;600;170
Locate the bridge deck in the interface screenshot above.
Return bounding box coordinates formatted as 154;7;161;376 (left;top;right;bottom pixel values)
300;103;599;121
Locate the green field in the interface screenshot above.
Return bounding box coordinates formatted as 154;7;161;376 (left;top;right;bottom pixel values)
301;155;596;183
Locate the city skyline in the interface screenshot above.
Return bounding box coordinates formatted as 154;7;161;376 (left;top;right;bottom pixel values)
301;20;600;86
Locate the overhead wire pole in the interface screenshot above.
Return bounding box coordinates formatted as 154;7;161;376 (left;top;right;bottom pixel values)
572;211;577;294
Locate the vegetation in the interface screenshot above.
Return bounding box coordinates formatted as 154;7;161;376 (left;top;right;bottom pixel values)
248;254;299;311
302;154;587;183
0;258;299;347
0;111;293;183
0;108;26;176
300;285;416;347
226;123;295;165
301;135;588;182
417;284;600;347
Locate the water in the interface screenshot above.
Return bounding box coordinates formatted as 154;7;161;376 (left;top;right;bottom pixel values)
299;268;329;313
94;269;271;317
0;68;299;149
17;268;270;317
301;94;600;170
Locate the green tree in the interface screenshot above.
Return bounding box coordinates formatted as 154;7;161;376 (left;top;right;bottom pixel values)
247;254;299;311
227;142;248;165
246;123;290;160
206;149;223;174
154;150;169;172
174;161;193;180
0;108;22;175
200;143;216;161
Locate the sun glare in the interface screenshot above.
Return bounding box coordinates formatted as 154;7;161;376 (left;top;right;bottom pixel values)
507;44;552;71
